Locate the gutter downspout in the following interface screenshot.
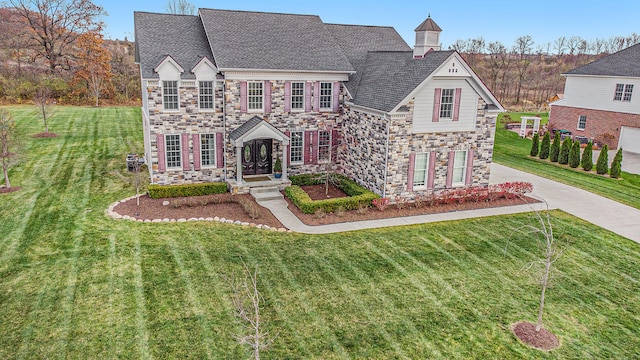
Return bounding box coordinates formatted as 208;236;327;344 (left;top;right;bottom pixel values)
222;78;227;181
382;113;390;199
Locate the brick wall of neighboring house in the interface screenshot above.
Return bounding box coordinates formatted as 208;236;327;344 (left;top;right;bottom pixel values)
549;105;640;148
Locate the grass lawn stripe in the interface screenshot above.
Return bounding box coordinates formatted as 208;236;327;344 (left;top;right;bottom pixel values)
133;236;151;359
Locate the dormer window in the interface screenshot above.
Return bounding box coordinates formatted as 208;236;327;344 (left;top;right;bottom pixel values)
163;81;179;111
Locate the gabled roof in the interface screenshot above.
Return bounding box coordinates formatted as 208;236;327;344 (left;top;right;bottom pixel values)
352;50;454;112
229;116;289;145
134;12;214;79
564;43;640;78
199;9;354;73
415;16;442;32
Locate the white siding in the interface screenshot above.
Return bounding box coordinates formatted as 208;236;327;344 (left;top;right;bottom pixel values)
413;79;477;133
562;76;640;115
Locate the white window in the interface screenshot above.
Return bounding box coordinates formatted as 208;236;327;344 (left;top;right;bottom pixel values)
440;88;454;119
290;131;303;164
248;81;263;111
577;115;587;130
452;150;467;185
318;130;331;162
413;152;429;188
614;83;634;101
199;81;214;110
623;84;633;101
165;134;181;168
200;133;216;167
163;81;179;111
319;82;332;110
291;82;304;110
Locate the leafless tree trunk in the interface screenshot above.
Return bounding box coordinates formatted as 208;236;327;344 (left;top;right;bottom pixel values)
0;109;18;188
34;81;52;133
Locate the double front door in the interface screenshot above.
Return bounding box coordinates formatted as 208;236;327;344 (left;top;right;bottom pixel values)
242;139;272;175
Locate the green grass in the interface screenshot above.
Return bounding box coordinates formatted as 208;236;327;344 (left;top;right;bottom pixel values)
494;113;640;209
0;106;639;358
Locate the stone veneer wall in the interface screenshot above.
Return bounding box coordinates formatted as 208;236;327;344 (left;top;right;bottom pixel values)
146;79;225;185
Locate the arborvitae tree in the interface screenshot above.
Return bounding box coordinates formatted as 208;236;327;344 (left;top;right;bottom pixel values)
550;132;561;162
596;144;609;174
610;148;623;178
581;141;593;171
539;132;551;159
569;140;581;168
530;133;540;157
559;137;571;165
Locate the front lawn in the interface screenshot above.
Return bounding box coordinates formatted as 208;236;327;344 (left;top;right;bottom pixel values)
0;106;639;358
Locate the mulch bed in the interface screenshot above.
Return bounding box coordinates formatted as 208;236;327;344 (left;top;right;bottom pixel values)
0;186;21;194
511;321;560;351
33;132;59;138
284;183;536;226
113;193;285;229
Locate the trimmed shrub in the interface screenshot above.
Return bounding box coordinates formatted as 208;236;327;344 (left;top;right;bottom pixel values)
539;132;551;159
596;144;609;175
529;133;540;157
559;137;571;165
569;140;581;168
285;174;379;214
550;132;561;162
610;148;623;178
581;141;593;171
148;182;228;198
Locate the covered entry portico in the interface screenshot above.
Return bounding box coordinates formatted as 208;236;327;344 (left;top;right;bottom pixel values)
228;116;290;193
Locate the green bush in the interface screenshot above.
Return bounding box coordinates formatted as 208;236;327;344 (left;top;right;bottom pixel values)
610;148;623;178
285;174;379;214
148;182;228;198
559;137;572;165
539;132;550;159
550;132;561;162
569;140;581;168
529;133;540;157
596;145;609;175
581;141;593;171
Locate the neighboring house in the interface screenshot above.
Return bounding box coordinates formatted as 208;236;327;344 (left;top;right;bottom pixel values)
549;43;640;152
134;9;503;200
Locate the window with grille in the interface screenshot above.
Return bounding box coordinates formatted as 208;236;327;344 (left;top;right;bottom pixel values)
291;82;304;110
165;134;181;168
577;115;587;130
290;131;303;164
623;84;633;101
318;130;331;162
413;153;429;188
200;133;216;167
199;81;214;110
440;88;454;119
163;81;179;110
248;81;263;110
319;82;332;110
614;83;633;101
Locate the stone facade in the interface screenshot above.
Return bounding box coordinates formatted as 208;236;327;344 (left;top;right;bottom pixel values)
549;105;640;148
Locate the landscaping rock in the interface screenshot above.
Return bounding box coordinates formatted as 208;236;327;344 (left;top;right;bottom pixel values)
162;201;170;206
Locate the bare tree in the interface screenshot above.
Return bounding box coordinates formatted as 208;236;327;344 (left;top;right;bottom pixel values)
512;35;534;105
34;79;53;133
165;0;196;15
0;108;20;189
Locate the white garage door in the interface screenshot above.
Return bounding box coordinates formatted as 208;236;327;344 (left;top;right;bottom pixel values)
619;126;640;154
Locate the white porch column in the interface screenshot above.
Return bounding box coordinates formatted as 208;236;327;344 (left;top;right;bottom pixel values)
281;143;288;181
519;117;528;138
533;118;541;135
236;144;243;185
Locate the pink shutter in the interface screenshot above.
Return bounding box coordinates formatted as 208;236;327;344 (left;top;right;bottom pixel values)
407;152;416;191
240;81;247;113
331;129;339;162
453;88;462;121
285;131;290;165
427;151;437;190
264;81;271;113
156;133;166;173
465;149;474;186
304;131;313;164
314;81;320;111
216;132;224;168
192;134;201;171
332;81;340;112
312;130;319;164
284;81;291;112
446;151;455;188
181;133;190;171
304;82;312;112
432;88;442;122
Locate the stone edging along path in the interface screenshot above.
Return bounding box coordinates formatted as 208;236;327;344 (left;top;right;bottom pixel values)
106;195;291;233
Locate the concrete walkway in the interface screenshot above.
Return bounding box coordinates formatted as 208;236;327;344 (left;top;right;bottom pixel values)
260;164;640;244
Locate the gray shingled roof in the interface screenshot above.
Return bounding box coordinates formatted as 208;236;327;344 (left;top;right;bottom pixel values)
199;9;354;72
415;16;442;32
134;12;214;79
565;43;640;78
326;24;410;97
353;50;454;112
229;116;264;141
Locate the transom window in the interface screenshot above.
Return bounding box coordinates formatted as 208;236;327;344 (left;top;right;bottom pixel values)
199;81;214;110
614;83;633;101
318;130;331;162
248;81;263;111
163;81;179;111
290;131;303;164
577;115;587;130
413;152;430;188
200;133;216;167
165;134;181;168
440;88;454;119
452;150;467;185
319;82;332;109
291;82;304;110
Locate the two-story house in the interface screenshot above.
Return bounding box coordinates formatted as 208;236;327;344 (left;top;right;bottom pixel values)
549;43;640;153
134;9;503;200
